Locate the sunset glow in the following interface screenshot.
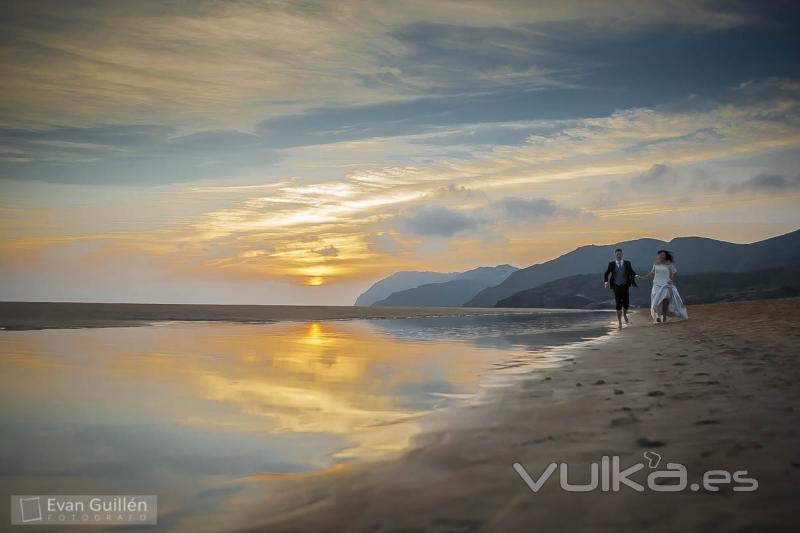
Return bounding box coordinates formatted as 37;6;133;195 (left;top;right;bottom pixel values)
1;1;799;304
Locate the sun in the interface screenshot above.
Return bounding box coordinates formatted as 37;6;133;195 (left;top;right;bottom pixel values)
305;276;325;286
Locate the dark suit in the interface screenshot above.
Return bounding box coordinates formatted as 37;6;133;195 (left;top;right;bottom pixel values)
604;260;637;311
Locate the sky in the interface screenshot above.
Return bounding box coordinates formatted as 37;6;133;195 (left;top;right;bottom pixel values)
1;0;799;305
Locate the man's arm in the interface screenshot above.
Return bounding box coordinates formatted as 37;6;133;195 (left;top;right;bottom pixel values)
603;263;612;284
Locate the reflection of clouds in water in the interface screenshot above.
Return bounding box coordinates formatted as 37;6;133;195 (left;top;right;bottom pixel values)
0;419;340;532
0;314;613;531
367;312;613;350
0;321;488;479
386;379;458;411
197;373;416;434
0;421;337;478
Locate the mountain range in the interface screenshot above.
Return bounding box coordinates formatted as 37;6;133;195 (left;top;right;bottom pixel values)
354;271;460;306
354;229;800;309
495;268;800;309
372;265;518;307
371;265;518;307
465;229;800;307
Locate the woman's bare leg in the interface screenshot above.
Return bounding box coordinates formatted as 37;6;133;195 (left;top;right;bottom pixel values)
660;299;669;322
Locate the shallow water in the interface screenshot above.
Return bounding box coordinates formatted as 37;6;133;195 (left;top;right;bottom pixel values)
0;311;612;530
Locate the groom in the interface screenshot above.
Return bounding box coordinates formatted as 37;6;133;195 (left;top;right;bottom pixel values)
604;248;637;328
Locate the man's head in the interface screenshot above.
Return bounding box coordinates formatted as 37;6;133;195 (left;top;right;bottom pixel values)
614;248;623;261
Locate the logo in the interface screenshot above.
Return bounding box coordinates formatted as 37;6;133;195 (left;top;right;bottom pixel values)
513;453;758;493
642;451;661;468
18;497;42;523
10;495;157;526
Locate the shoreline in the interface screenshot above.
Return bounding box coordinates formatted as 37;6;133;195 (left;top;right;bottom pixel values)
0;301;610;331
230;298;800;532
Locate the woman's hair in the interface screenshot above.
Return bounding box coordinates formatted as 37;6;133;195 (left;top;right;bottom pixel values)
657;249;674;262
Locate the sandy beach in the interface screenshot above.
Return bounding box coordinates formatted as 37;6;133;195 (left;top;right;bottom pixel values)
0;301;553;330
230;298;800;532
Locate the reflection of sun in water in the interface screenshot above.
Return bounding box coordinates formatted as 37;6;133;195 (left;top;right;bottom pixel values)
300;322;333;347
305;276;325;286
306;322;323;340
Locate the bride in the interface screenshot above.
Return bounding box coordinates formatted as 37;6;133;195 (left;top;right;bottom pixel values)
636;250;688;323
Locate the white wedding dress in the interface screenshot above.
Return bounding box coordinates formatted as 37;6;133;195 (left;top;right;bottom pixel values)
650;263;688;321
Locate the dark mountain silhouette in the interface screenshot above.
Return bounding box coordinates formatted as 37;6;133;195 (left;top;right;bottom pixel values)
456;264;519;285
373;279;488;307
495;268;800;309
354;271;459;306
362;264;518;307
465;229;800;307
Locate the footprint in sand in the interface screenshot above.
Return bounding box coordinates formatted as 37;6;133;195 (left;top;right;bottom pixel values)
725;441;764;456
693;419;720;426
611;416;640;427
670;392;696;400
636;437;666;447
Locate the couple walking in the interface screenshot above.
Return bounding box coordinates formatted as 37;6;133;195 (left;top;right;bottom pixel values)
603;248;688;328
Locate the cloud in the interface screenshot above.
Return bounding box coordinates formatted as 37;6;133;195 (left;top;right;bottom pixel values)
396;196;575;241
627;163;722;193
399;205;478;237
366;233;402;254
6;93;798;290
428;184;485;200
0;124;283;184
0;0;766;130
490;197;560;219
633;163;679;186
313;245;339;257
0;1;412;128
729;173;800;193
3;1;798;189
630;164;800;196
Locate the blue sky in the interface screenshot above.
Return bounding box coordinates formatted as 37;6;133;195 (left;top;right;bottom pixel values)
1;0;799;304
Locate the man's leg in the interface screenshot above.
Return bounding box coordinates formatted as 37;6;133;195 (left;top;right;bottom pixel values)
613;285;623;327
622;286;630;323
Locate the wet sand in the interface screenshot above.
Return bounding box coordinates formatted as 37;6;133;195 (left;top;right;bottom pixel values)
0;301;557;330
233;298;800;532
